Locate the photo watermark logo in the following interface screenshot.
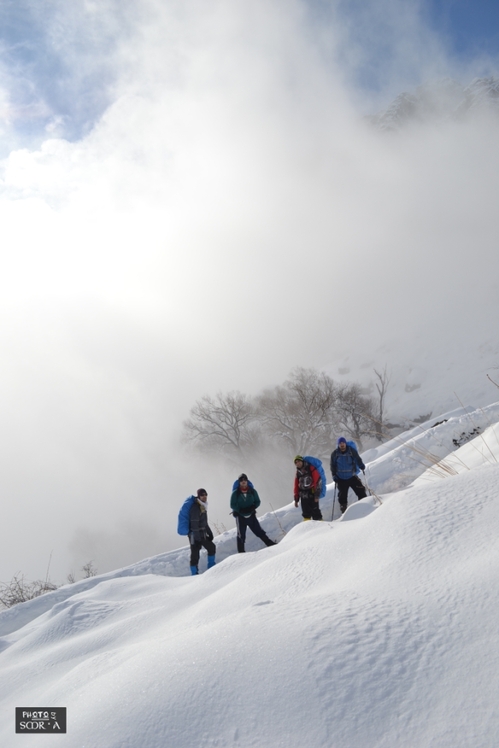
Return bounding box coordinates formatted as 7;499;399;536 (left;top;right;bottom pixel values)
16;708;67;734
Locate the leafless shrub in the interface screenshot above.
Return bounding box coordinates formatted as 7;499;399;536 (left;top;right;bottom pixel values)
212;522;228;535
82;561;98;578
0;574;58;609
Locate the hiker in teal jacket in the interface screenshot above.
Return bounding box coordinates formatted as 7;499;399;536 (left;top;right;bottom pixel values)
230;474;277;553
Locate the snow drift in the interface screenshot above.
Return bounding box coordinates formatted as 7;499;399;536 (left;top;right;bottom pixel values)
1;405;499;747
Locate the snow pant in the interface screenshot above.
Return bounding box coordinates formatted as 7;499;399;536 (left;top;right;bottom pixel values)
337;476;367;512
299;492;323;521
235;513;274;553
190;536;216;568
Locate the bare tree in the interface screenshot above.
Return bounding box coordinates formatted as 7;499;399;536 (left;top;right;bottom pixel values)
257;368;339;456
182;368;381;469
373;366;390;441
182;391;259;459
335;382;376;451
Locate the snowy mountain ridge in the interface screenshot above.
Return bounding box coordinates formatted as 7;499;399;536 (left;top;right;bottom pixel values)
368;76;499;130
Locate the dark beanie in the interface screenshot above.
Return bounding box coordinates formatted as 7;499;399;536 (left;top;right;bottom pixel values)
238;473;248;482
337;437;347;446
197;488;207;497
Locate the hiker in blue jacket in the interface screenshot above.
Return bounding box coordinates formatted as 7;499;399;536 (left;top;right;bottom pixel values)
189;488;216;575
330;437;367;514
231;474;277;553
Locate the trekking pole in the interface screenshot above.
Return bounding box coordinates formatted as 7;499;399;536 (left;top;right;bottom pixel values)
362;471;383;505
362;470;371;495
269;502;287;537
331;485;337;521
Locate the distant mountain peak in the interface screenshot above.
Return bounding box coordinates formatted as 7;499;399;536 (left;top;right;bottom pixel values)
369;77;499;130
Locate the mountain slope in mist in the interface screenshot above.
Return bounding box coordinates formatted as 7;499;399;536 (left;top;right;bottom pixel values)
369;76;499;130
326;319;499;428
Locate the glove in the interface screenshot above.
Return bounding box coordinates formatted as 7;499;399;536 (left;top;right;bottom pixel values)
333;475;338;484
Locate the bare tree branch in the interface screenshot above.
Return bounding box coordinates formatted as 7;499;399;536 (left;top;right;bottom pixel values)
487;373;499;390
182;391;259;459
373;366;391;442
257;368;339;456
335;382;376;451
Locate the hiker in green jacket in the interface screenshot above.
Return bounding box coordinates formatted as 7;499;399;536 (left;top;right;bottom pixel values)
230;474;277;553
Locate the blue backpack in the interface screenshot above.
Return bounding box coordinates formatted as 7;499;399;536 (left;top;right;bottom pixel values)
177;495;196;535
232;478;255;491
346;441;361;474
303;456;327;499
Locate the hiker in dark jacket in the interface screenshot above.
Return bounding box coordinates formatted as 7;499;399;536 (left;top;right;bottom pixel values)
293;456;323;521
230;474;277;553
189;488;216;575
330;437;366;514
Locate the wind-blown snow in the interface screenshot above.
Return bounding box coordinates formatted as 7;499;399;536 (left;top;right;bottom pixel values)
1;404;499;747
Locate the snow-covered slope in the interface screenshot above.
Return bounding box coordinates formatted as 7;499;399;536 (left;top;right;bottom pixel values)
326;326;499;428
363;401;499;493
1;407;499;747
